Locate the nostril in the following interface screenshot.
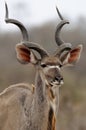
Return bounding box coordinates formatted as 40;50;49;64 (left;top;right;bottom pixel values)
55;77;58;80
60;77;63;81
55;76;63;81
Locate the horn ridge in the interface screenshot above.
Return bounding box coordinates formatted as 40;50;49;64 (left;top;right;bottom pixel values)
55;20;69;46
5;2;49;59
54;6;72;55
55;6;70;46
5;2;29;41
56;6;64;20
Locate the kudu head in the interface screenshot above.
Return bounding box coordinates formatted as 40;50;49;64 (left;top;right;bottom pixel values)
5;3;82;88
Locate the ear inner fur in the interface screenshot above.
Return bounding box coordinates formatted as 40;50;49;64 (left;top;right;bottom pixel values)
16;44;37;64
68;45;82;64
59;45;83;65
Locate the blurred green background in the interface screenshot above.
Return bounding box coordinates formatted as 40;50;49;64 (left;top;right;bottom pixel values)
0;0;86;130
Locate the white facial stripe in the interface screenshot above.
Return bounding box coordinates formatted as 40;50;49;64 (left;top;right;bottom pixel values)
43;65;60;73
48;65;60;70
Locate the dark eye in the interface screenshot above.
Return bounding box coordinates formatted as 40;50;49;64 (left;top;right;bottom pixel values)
59;64;62;68
41;64;47;68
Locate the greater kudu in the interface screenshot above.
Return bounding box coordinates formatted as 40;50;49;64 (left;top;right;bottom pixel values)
0;3;82;130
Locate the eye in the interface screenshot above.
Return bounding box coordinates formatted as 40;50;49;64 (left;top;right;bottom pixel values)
59;64;62;68
41;64;47;68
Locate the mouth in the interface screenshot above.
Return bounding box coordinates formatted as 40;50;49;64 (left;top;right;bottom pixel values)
50;80;64;87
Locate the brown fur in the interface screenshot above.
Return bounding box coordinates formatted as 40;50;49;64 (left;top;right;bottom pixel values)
0;27;82;130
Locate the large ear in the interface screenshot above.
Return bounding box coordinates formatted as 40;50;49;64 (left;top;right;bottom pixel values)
15;44;37;64
59;45;83;65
